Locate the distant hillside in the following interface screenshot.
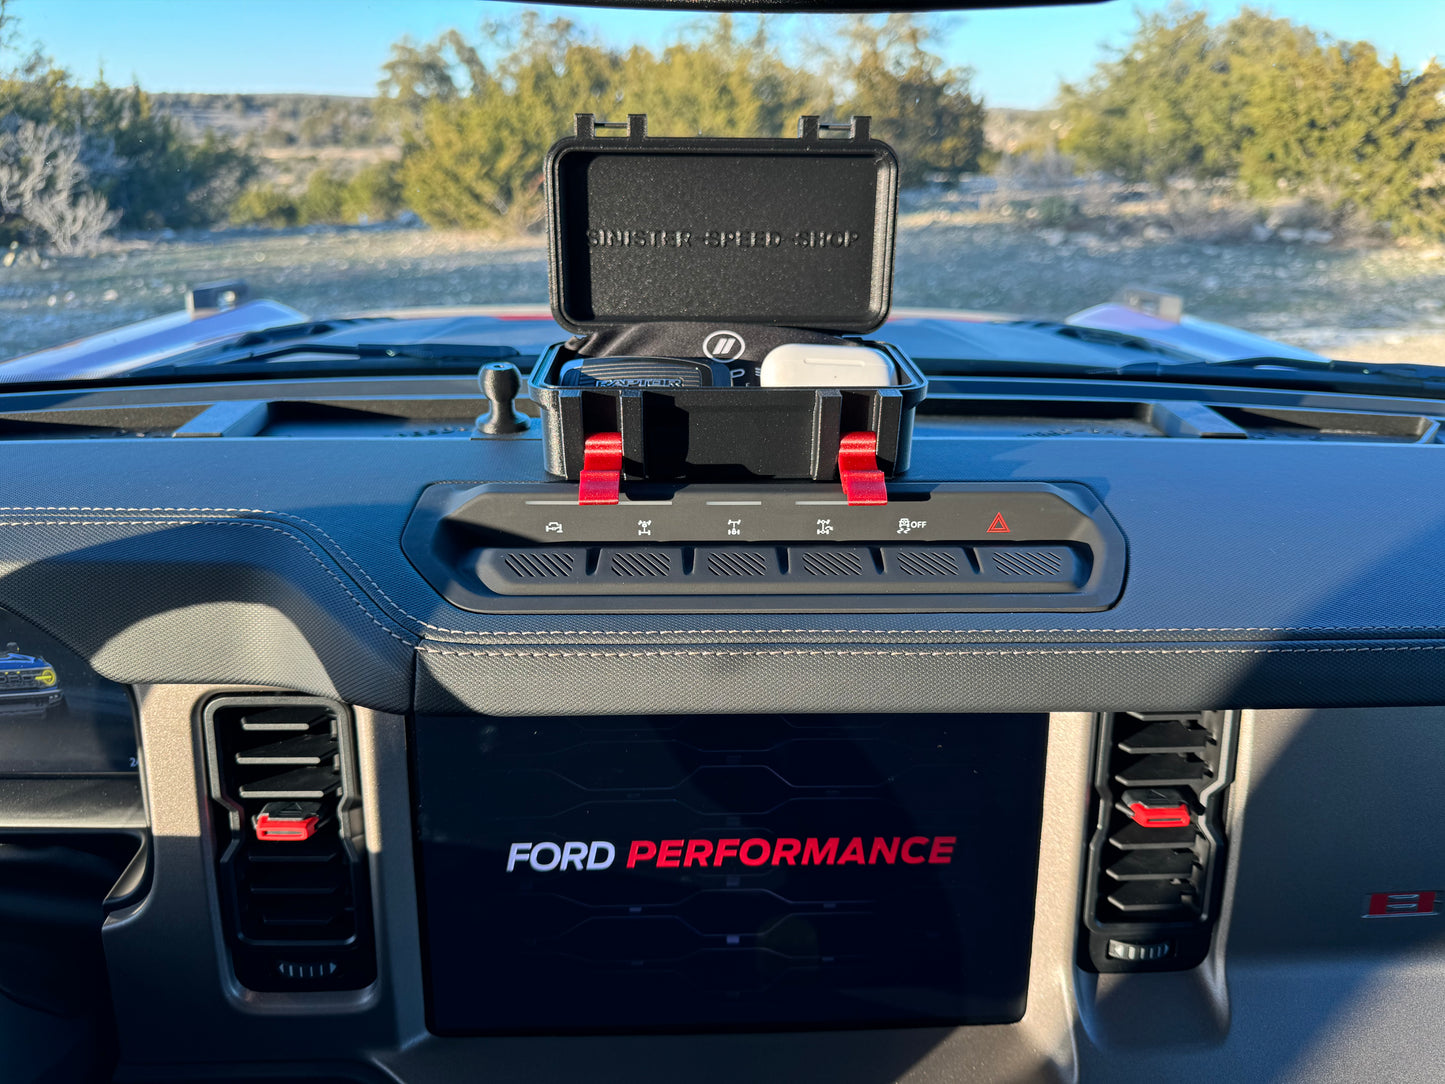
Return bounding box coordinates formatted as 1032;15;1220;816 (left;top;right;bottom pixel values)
150;93;391;150
153;92;1046;158
150;93;398;188
150;94;1051;190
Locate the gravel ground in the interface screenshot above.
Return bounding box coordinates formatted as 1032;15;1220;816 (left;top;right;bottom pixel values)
2;217;1444;363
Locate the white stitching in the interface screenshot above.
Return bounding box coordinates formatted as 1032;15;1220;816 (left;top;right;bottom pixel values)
3;504;1442;642
414;644;1445;658
392;624;1445;636
0;507;272;513
0;504;480;634
0;516;417;649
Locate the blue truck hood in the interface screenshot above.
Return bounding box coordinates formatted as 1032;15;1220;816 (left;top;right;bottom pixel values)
0;300;1329;383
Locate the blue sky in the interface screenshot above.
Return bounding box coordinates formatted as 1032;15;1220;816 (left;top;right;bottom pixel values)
13;0;1445;109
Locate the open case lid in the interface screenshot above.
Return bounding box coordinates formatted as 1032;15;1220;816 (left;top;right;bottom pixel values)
545;114;899;335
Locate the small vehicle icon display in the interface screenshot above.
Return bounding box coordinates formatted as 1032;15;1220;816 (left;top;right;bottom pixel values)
0;642;65;717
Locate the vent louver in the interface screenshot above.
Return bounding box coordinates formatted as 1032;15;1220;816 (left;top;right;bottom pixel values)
1080;710;1237;972
203;696;375;992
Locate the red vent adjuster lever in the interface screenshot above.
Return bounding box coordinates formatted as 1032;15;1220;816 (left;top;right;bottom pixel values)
1127;802;1192;829
838;431;887;506
1121;787;1193;829
578;431;623;505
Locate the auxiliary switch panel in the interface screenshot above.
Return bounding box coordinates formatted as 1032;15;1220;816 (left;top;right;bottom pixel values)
402;481;1126;614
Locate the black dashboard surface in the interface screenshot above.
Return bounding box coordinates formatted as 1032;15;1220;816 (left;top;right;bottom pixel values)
0;376;1442;716
7;372;1445;1084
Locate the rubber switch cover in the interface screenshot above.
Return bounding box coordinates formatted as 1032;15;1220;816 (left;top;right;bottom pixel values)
838;431;887;505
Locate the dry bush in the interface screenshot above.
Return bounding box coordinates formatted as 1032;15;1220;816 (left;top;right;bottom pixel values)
1157;189;1263;243
0;120;120;254
994;149;1078;192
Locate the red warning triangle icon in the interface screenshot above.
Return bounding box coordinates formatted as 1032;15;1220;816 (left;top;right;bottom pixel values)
986;512;1010;534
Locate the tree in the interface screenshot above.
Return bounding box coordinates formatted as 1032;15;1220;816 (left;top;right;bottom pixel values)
0;54;256;232
1058;4;1445;236
395;19;622;229
377;28;488;136
614;17;808;137
831;14;987;183
383;11;985;229
387;14;632;229
87;85;256;228
1057;6;1225;185
1222;15;1445;235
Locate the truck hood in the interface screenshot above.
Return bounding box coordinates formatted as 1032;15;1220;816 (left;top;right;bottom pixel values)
0;653;49;668
0;299;1329;383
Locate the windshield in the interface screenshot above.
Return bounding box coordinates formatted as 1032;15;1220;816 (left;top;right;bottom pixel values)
2;0;1444;375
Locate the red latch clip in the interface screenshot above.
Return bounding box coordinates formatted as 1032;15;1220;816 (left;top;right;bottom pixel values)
838;431;887;505
1127;801;1193;829
253;801;323;842
579;432;623;505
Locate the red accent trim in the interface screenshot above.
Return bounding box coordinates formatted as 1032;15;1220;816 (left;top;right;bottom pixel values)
1128;802;1192;828
254;813;321;841
1366;891;1438;917
578;431;623;505
838;431;887;505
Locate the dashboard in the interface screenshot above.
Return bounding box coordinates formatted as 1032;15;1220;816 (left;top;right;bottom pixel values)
5;359;1445;1082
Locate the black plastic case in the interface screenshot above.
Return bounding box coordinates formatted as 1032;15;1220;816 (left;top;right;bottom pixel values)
533;113;926;483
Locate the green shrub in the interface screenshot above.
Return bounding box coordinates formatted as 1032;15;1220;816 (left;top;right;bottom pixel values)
296;169;347;225
230;165;406;228
1031;196;1078;228
340;161;404;223
229;185;298;228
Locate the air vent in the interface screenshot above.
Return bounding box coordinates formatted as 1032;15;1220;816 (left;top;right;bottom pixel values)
916;396;1440;444
203;696;375;992
1080;711;1238;972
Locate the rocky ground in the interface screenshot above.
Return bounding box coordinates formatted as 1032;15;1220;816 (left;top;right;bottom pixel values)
2;213;1444;364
